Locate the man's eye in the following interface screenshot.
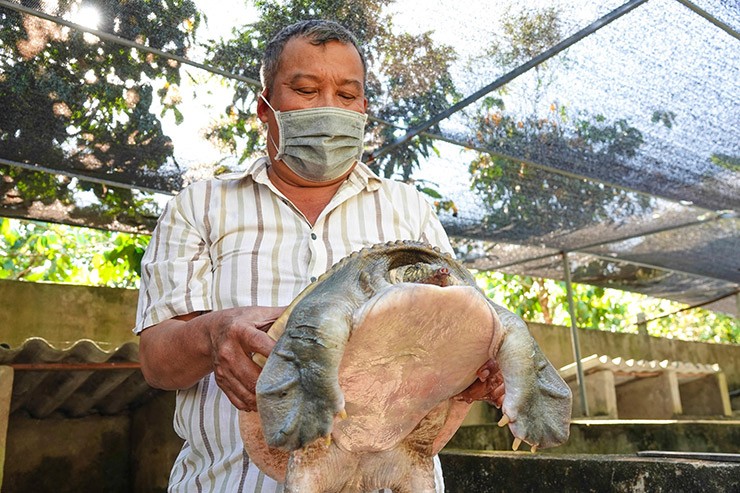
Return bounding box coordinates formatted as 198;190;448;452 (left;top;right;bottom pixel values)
340;93;357;100
296;88;316;95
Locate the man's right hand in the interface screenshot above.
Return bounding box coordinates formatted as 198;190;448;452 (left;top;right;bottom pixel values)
138;306;284;412
207;307;283;411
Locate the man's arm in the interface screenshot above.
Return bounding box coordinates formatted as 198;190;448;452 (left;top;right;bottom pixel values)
138;306;283;411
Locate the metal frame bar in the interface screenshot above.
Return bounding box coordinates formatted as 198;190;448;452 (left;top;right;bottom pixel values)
631;288;740;326
674;0;740;41
562;252;589;417
5;152;736;286
1;157;175;196
9;362;141;371
367;0;651;161
583;251;739;286
566;211;736;254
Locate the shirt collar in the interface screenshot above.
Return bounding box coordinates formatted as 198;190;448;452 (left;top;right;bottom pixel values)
346;160;383;192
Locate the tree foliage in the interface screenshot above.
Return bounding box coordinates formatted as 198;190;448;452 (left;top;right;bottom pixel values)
0;0;200;228
468;101;651;239
0;217;147;287
477;270;739;344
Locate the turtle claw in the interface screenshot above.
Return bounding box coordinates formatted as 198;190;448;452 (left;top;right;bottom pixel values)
498;414;510;427
512;438;522;451
338;408;348;420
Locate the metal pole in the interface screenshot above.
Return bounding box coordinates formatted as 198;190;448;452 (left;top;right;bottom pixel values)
9;362;141;371
1;157;176;196
562;252;589;417
673;0;740;42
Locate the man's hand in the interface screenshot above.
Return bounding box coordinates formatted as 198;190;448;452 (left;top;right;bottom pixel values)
207;307;283;411
455;359;505;407
139;306;284;412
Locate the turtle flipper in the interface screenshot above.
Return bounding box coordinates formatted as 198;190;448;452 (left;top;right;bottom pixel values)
491;303;572;450
256;302;350;450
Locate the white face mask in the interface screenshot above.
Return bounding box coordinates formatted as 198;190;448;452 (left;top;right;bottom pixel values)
261;94;368;182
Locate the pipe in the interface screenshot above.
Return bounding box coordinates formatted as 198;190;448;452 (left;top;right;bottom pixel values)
562;252;589;417
9;362;141;371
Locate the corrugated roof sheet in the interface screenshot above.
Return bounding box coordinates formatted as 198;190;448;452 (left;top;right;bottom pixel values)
0;338;159;418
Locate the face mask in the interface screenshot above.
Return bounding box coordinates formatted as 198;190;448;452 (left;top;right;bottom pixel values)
261;94;368;182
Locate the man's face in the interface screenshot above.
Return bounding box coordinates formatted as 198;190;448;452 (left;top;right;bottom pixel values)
257;36;368;185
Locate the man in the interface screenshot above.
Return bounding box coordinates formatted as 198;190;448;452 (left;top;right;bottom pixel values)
135;19;452;492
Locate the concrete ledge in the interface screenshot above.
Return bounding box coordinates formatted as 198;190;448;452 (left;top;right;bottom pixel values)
439;451;740;493
448;419;740;454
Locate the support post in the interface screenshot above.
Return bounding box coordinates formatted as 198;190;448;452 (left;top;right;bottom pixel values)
0;365;14;490
562;252;589;417
637;312;648;336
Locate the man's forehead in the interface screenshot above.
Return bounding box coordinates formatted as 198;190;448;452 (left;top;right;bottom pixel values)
278;37;363;72
275;37;365;90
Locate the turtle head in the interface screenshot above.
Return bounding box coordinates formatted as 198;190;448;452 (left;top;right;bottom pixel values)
390;262;457;286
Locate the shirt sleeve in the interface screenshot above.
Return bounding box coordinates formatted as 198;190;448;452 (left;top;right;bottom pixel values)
134;183;214;333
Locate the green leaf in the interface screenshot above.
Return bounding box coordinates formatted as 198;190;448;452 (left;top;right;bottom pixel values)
419;187;443;198
173;107;184;125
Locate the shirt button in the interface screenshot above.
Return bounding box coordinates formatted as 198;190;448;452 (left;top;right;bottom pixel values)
310;276;317;282
310;233;317;240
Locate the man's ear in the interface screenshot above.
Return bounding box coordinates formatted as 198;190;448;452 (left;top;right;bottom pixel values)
363;97;368;113
256;89;270;123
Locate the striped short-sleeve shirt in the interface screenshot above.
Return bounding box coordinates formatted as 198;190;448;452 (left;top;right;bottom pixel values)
135;157;452;492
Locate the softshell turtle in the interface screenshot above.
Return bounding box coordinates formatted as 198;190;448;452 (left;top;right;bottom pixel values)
239;240;571;492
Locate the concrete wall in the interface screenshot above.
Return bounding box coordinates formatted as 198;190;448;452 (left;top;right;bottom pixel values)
5;413;132;493
449;421;740;454
0;279;139;348
439;451;740;493
3;393;182;493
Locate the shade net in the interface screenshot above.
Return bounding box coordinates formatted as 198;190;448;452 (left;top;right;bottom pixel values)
0;0;738;314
